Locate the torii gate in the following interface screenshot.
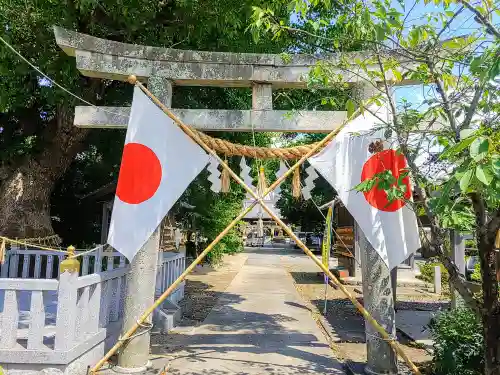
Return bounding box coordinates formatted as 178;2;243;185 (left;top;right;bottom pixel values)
54;26;417;374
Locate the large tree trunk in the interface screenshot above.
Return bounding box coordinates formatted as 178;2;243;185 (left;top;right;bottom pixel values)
0;105;88;238
472;194;500;375
479;230;500;375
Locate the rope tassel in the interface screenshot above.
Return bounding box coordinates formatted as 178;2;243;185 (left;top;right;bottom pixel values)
221;158;230;193
292;166;301;199
257;166;268;195
0;237;5;265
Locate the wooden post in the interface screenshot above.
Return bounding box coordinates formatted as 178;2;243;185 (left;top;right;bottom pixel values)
495;230;500;282
100;201;111;244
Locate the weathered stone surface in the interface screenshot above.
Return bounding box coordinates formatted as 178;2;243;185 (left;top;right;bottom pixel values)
40;368;64;375
357;223;398;374
74;106;348;132
5;370;40;375
54;27;416;87
116;77;167;370
252;83;272;110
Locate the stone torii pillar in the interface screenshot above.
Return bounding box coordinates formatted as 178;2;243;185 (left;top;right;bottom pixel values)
115;76;173;371
352;83;398;375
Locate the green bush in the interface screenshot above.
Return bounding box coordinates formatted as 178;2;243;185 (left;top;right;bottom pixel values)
430;308;484;375
419;261;449;284
471;262;481;282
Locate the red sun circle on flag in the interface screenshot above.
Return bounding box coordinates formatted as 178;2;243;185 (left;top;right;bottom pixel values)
360;149;411;212
116;143;162;204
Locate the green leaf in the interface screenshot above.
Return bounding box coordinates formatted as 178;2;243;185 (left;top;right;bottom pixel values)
440;136;476;159
469;56;483;74
469;137;489;162
392;69;402;81
354;178;377;192
442;39;461;49
346;99;356;118
459;128;476;139
476;165;493;186
491;156;500;177
375;24;386;41
459;169;474;192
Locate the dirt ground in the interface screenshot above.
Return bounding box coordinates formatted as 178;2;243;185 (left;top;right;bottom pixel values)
176;252;249;326
284;262;443;370
150;252;249;353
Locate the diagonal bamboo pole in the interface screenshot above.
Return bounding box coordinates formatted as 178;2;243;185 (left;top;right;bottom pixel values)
90;76;420;375
89;75;357;374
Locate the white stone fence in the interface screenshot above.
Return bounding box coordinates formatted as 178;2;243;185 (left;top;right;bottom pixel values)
156;251;186;306
0;248;186;374
0;263;128;373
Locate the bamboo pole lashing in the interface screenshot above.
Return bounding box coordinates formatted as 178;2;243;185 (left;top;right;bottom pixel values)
90;76;421;375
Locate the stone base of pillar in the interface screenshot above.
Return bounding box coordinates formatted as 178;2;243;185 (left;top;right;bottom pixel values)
112;360;153;374
345;360;399;375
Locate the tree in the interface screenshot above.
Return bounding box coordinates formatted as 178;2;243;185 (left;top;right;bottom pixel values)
250;0;500;373
0;0;290;239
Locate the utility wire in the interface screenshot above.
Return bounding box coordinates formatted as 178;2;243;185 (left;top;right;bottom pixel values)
0;34;128;118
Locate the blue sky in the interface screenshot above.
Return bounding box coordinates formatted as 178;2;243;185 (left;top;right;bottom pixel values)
291;0;498;107
391;0;498;107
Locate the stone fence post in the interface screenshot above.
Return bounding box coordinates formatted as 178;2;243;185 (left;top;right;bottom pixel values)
434;265;442;294
55;246;80;351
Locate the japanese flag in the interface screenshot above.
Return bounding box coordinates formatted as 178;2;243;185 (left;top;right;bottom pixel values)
308;105;420;270
108;87;209;260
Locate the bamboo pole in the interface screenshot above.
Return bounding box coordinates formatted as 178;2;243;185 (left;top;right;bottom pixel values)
90;76;357;374
90;76;420;375
90;202;258;374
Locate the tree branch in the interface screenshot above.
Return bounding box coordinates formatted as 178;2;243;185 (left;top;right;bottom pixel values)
432;6;465;46
457;0;500;39
375;47;400;129
461;82;485;130
426;59;460;141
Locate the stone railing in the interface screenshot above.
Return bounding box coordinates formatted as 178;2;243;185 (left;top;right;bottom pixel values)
156;252;186;305
0;263;128;374
0;250;186;374
0;245;127;279
153;252;186;333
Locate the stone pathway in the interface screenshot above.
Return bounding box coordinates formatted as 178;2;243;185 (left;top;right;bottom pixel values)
152;247;344;374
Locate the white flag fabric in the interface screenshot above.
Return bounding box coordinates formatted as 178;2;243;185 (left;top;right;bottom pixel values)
308;105;420;269
108;87;209;260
